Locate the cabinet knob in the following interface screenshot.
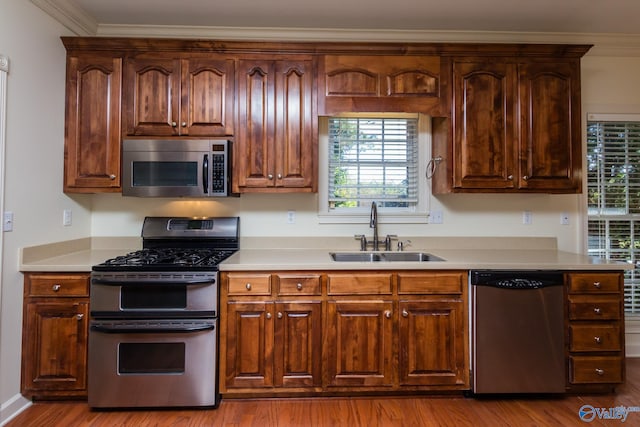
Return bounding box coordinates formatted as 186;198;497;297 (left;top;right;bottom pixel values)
594;336;602;344
266;312;272;319
593;307;602;314
52;284;61;292
507;175;513;180
595;368;605;376
171;121;177;127
268;174;274;180
181;122;187;127
402;309;409;318
296;283;303;290
245;283;252;290
109;174;116;180
593;281;601;289
277;312;283;319
385;310;392;319
523;175;529;181
277;173;282;179
76;313;84;320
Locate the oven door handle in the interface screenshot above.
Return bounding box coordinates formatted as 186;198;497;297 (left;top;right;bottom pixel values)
91;277;215;286
90;323;215;334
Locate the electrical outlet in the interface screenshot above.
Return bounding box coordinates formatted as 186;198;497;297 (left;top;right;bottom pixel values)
430;210;443;224
560;212;570;225
523;211;532;225
63;209;72;226
3;211;13;232
287;210;296;224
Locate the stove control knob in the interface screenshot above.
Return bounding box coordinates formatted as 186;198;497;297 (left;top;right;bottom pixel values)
52;284;61;292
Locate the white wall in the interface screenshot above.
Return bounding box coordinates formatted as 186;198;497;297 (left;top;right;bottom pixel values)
2;1;640;422
0;0;91;422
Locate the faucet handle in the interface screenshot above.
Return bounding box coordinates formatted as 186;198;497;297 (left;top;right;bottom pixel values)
397;239;412;251
354;234;367;251
384;235;398;251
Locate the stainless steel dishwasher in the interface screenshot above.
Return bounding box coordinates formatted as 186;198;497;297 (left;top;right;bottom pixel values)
471;270;566;394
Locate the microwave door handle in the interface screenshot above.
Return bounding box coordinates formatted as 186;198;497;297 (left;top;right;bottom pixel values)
203;154;209;194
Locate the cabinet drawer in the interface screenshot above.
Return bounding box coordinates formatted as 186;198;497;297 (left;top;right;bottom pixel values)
327;273;393;295
397;271;465;294
26;274;89;297
276;274;321;295
569;324;622;352
568;295;621;320
568;273;621;293
569;356;623;384
227;273;271;295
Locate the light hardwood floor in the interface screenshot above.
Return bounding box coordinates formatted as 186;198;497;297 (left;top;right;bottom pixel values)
6;358;639;427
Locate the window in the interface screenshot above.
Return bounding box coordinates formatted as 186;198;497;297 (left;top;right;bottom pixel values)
318;114;429;223
587;115;640;315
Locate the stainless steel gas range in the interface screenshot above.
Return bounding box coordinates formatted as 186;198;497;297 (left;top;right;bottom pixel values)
88;216;239;409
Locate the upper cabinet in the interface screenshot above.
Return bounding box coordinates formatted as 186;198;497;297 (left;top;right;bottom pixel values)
64;51;122;193
318;55;442;115
432;45;590;194
234;56;316;193
123;54;234;136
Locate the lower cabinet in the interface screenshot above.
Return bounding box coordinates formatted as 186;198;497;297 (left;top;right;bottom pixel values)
21;273;90;399
220;270;469;396
566;272;625;390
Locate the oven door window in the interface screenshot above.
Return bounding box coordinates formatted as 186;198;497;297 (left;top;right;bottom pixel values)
119;342;185;374
121;285;187;309
132;161;198;187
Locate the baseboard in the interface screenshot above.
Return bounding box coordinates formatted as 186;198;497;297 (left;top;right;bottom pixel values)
0;394;31;426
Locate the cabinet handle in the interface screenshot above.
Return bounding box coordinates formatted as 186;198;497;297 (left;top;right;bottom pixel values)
76;313;84;320
593;281;601;289
402;309;409;318
277;173;282;179
52;284;61;292
296;283;303;290
507;175;513;180
595;368;605;376
385;310;392;319
277;312;283;319
171;121;177;127
266;312;272;319
594;307;602;314
181;122;187;127
594;336;602;344
268;174;274;180
523;175;529;181
109;174;116;180
245;283;252;290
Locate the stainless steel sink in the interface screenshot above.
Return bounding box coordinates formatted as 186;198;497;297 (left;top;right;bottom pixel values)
330;252;444;262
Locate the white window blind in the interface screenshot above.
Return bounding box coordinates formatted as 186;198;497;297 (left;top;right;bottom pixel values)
587;119;640;314
328;117;418;210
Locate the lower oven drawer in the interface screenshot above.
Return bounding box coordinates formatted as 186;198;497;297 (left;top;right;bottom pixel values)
88;319;218;408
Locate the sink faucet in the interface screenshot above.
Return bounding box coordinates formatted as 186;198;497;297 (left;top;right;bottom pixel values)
370;201;379;251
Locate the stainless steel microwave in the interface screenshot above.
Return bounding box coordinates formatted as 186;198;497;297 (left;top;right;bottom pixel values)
122;139;234;197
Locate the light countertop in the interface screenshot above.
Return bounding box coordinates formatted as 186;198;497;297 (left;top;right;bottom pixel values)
19;236;632;272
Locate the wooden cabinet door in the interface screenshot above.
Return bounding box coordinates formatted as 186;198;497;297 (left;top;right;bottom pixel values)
21;300;89;396
235;57;316;192
64;54;121;192
326;300;394;387
398;299;467;386
181;57;234;136
273;301;322;388
275;59;314;189
235;59;276;189
452;60;517;190
518;61;581;192
225;301;274;388
124;56;181;136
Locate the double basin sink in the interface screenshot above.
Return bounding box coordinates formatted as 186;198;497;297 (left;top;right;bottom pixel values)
330;251;444;263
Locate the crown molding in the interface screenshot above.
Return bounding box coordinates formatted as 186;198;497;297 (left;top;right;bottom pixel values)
31;0;97;35
30;0;640;57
